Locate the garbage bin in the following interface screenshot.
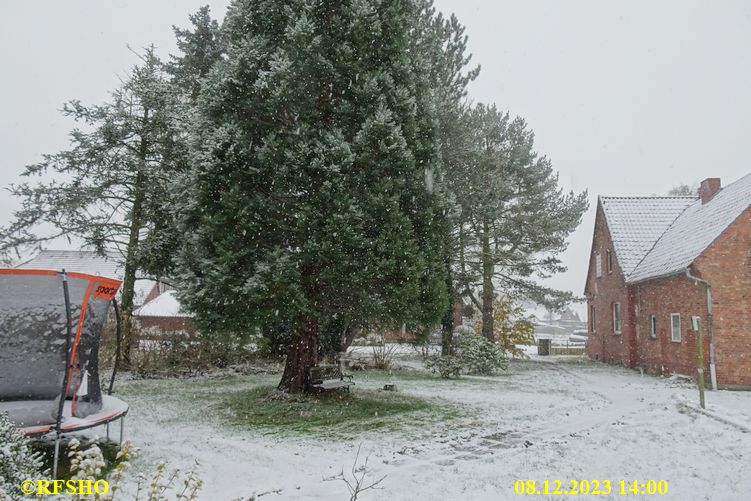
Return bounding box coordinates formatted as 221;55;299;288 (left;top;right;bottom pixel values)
538;338;551;356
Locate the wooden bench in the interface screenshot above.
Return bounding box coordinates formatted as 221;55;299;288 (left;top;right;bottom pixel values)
307;365;355;392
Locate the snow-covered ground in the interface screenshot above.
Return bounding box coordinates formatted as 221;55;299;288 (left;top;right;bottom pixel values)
112;356;750;500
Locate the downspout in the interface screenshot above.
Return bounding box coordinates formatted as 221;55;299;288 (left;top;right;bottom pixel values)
686;268;717;390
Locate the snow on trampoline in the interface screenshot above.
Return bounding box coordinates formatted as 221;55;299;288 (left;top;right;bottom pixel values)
0;269;128;436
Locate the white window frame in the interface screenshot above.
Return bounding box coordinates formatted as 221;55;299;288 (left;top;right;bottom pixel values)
613;303;622;335
649;315;657;339
671;313;681;342
606;249;613;273
595;254;602;278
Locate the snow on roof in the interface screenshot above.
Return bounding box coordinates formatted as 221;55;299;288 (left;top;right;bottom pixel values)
134;290;191;318
521;301;557;321
18;249;123;279
133;279;158;306
600;196;694;277
628;172;751;283
18;250;159;307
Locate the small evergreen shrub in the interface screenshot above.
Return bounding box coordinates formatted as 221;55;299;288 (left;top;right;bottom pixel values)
0;412;45;500
426;355;463;378
459;334;508;375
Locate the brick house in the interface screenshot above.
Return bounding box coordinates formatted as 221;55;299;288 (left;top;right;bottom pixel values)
133;290;197;338
585;175;751;389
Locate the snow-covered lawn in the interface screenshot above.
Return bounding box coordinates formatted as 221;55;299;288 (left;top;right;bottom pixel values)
113;356;750;500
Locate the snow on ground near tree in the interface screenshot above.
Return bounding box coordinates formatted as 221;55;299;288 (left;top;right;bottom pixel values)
112;357;750;500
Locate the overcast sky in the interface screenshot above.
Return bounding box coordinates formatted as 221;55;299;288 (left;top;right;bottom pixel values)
1;1;750;309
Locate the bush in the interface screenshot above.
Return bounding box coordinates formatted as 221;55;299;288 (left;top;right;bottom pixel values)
130;328;257;376
472;296;536;359
426;355;462;378
66;439;205;501
459;334;508;375
372;342;398;370
0;412;45;500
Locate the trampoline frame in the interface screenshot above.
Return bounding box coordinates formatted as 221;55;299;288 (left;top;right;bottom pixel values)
0;268;128;477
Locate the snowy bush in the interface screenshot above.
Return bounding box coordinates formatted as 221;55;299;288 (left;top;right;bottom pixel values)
66;439;205;501
452;324;476;340
0;412;45;500
68;438;106;483
426;355;462;378
459;334;508;375
426;334;508;377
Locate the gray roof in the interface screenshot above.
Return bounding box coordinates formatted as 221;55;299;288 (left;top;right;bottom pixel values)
600;196;694;276
18;249;158;306
18;249;122;279
628;173;751;283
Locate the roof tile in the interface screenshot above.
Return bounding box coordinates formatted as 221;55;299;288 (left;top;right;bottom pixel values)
628;173;751;282
600;196;694;276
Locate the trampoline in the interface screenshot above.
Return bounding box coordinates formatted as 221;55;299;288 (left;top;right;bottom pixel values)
0;269;129;474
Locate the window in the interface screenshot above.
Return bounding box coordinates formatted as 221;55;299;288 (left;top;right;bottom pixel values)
606;249;613;273
613;303;622;335
595;254;602;278
649;315;657;338
590;305;596;333
671;313;681;342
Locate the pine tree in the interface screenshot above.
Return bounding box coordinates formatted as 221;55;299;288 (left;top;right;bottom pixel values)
451;104;588;339
175;0;449;392
0;48;188;366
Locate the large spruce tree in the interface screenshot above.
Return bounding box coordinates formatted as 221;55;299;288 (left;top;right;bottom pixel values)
175;0;449;392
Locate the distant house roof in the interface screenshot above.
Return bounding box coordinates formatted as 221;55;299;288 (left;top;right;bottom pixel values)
19;249;122;279
557;307;582;322
600;173;751;284
628;173;751;283
17;249;158;306
134;290;191;318
600;196;694;277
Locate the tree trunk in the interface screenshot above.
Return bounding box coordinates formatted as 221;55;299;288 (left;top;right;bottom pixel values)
119;171;146;369
441;320;454;355
120;110;150;368
441;255;454;355
481;217;494;340
338;324;359;354
278;315;319;393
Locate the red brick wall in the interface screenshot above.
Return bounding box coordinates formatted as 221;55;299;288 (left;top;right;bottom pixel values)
585;203;633;366
587;202;751;388
633;274;710;378
693;205;751;387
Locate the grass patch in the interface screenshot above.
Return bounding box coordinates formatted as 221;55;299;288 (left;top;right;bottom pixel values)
356;368;513;383
226;386;456;437
549;356;598;366
354;368;447;382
